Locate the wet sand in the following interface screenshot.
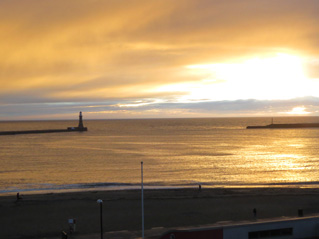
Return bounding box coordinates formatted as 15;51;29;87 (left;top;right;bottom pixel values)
1;187;319;238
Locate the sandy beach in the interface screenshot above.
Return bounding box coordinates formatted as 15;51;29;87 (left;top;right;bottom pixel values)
1;187;319;239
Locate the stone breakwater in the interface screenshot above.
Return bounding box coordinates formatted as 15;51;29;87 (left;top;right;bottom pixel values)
0;127;87;135
247;123;319;129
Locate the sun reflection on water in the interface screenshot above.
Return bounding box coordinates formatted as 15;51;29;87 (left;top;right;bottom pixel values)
235;133;317;186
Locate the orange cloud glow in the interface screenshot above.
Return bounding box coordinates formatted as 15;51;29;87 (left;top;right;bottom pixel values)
0;0;318;119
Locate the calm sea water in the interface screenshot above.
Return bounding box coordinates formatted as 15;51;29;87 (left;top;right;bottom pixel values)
0;117;319;195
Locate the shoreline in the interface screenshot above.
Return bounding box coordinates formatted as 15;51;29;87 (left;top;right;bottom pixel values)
3;181;319;197
1;187;319;238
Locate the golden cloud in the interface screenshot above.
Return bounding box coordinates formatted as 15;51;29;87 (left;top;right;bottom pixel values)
0;0;318;106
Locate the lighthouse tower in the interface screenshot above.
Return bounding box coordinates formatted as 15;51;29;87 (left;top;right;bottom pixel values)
67;112;88;131
78;111;84;129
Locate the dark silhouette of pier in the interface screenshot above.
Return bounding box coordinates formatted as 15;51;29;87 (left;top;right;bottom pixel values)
0;112;88;135
247;123;319;129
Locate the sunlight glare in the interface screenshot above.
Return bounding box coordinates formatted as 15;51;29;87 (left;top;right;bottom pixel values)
156;53;310;102
286;106;311;115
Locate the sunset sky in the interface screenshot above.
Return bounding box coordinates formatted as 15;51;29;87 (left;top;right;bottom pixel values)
1;0;318;120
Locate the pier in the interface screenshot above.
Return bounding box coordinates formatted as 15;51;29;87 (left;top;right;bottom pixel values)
247;123;319;129
0;112;88;135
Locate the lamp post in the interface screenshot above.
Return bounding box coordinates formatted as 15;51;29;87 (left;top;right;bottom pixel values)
141;161;144;239
97;199;103;239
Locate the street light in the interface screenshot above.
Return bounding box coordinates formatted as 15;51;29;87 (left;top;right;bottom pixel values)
97;199;103;239
141;161;144;239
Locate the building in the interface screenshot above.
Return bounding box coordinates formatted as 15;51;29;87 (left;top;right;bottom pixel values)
160;216;319;239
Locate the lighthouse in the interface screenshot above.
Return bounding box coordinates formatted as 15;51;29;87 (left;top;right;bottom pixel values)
78;111;84;129
67;112;87;131
76;111;87;131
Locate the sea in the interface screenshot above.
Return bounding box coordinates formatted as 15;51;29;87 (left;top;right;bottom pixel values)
0;117;318;195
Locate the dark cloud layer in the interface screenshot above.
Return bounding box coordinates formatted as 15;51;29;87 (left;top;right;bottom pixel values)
1;97;318;120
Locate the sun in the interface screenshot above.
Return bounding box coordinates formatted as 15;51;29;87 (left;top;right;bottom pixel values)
286;106;310;115
181;53;309;101
153;52;313;103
